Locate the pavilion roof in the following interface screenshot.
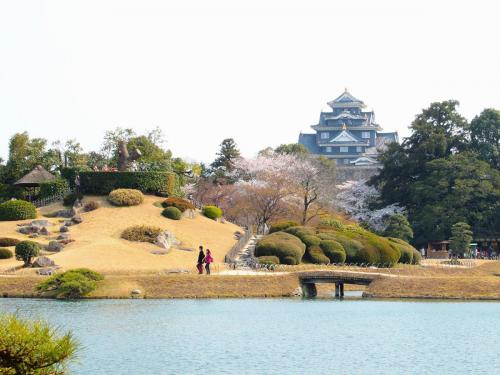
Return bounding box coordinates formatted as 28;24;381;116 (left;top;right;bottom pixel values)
14;165;56;187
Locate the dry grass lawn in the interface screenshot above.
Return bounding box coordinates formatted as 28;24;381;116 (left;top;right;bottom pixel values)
0;195;240;273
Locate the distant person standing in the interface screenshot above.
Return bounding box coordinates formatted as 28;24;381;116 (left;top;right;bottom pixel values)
197;246;205;274
204;249;213;275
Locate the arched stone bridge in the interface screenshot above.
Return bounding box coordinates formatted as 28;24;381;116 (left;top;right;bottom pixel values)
298;270;383;298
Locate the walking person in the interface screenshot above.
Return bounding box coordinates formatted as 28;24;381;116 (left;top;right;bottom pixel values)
204;249;213;275
197;246;205;274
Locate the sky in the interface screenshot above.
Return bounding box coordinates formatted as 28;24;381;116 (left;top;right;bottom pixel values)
0;0;499;164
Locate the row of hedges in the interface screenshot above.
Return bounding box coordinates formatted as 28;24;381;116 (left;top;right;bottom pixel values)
0;200;37;221
259;221;421;267
79;171;176;196
38;178;69;199
255;232;305;265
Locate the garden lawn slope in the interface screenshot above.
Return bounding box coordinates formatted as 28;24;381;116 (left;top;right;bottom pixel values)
0;195;239;272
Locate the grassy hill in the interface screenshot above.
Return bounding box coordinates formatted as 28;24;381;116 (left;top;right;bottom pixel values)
0;195;240;273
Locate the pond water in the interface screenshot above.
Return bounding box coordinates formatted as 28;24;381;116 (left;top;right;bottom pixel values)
1;298;499;374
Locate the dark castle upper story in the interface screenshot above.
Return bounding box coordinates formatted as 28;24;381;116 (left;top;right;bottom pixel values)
298;90;398;167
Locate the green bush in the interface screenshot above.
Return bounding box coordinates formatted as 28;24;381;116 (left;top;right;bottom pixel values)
15;241;41;266
38;178;69;199
258;255;280;265
412;250;422;265
37;268;104;299
0;237;21;247
0;314;78;373
83;200;99;212
162;206;182;220
0;200;37;221
202;205;223;220
0;248;13;259
319;240;346;263
318;217;344;230
317;232;363;263
307;246;330;264
161;197;195;212
79;171;177;196
121;225;162;243
63;192;83;206
108;189;144;206
255;232;306;265
269;220;299;234
301;235;321;248
388;237;413;264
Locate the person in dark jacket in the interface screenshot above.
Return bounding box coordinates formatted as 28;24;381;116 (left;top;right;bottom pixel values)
197;246;205;274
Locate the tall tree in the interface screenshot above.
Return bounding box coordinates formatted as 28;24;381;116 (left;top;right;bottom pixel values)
383;214;414;242
210;138;241;179
274;143;309;156
449;222;473;257
468;108;500;169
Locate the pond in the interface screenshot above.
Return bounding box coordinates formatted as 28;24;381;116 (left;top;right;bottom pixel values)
1;298;499;374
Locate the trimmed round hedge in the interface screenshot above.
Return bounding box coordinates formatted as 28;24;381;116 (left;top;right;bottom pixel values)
317;232;363;263
258;255;280;265
161;197;195;212
301;235;321;248
0;248;13;259
387;237;421;265
307;246;330;264
255;232;306;265
202;205;223;220
108;189;144;206
0;237;21;247
269;220;299;234
15;241;40;266
0;200;37;221
121;225;162;243
162;206;182;220
319;240;346;264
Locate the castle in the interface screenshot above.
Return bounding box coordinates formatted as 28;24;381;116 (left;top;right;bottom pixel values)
298;89;398;181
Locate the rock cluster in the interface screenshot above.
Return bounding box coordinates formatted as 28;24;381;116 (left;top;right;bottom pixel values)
155;230;180;251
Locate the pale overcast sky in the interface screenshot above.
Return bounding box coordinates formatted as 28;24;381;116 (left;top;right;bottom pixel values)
0;0;499;163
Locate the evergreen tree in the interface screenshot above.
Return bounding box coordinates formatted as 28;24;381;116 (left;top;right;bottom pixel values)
274;143;309;157
383;214;414;242
449;222;473;257
468;109;500;170
210;138;240;178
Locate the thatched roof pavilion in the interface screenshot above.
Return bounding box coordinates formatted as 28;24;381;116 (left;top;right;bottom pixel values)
14;165;55;187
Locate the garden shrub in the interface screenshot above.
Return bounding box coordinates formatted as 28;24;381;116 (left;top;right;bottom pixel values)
0;237;21;247
162;206;182;220
0;200;37;221
38;178;69;199
15;241;41;266
301;235;321;248
202;205;223;220
388;237;413;264
318;217;344;230
269;220;299;234
161;197;195;212
63;192;83;207
319;240;346;264
60;166;91;188
83;200;99;212
108;189;144;206
79;171;176;196
37;268;104;299
307;246;330;264
412;249;422;265
258;255;280;265
284;226;316;244
255;232;306;265
121;225;162;243
0;248;13;259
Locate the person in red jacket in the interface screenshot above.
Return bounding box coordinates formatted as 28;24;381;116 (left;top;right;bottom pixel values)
204;249;213;275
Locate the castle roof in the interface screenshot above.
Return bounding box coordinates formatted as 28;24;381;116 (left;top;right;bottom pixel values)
327;89;365;108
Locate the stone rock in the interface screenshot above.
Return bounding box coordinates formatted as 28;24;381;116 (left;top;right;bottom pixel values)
151;250;169;255
28;233;39;238
57;233;70;240
47;241;64;252
39;227;50;236
32;256;55;268
64;220;74;227
291;287;303;297
32;219;51;227
60;226;69;232
37;268;57;276
70;207;78;216
54;209;73;218
59;239;74;245
17;222;32;227
71;215;83;224
131;289;141;295
155;230;180;250
19;225;39;235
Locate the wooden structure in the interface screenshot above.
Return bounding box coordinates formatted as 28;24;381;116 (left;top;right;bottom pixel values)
14;165;56;200
426;240;450;259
